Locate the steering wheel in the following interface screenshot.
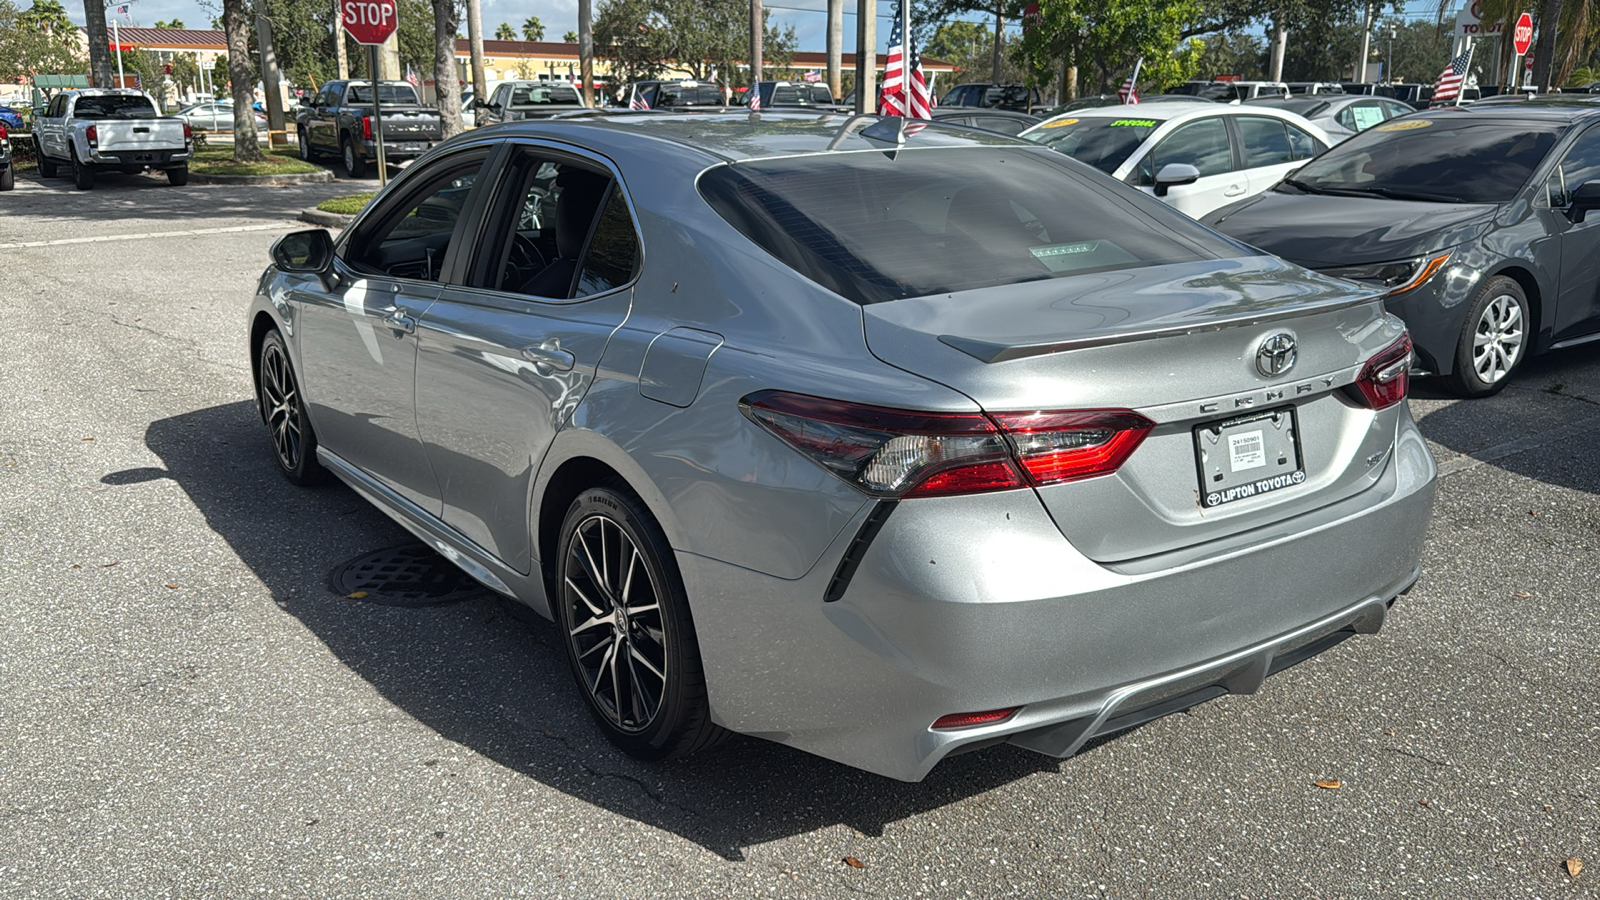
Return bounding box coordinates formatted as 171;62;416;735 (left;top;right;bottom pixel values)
503;233;546;289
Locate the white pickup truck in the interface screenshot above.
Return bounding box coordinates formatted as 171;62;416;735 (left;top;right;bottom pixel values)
35;88;193;190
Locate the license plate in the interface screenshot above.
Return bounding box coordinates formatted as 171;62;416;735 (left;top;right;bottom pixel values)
393;141;424;151
1194;407;1304;508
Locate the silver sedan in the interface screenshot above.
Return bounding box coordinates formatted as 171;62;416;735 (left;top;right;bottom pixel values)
249;113;1436;781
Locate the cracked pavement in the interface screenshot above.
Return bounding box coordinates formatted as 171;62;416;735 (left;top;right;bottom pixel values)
1;172;1597;897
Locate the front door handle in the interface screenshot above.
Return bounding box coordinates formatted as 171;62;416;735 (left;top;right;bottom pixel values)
382;309;416;334
522;338;575;372
1224;184;1246;197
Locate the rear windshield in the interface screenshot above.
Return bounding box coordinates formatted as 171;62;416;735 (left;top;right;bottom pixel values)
510;83;581;106
699;147;1235;304
768;84;835;106
657;85;725;107
347;84;420;105
73;94;156;118
1025;116;1163;174
1286;118;1563;203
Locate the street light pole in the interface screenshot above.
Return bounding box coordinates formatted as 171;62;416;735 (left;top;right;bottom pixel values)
1387;26;1395;83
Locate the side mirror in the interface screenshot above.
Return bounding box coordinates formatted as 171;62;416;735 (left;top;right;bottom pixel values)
271;229;336;282
1569;180;1600;223
1153;163;1202;197
470;98;487;110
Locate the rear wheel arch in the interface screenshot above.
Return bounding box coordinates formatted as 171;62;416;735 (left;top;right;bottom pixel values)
534;446;684;600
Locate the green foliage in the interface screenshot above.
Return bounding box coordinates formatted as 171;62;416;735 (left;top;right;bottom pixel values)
1016;0;1204;96
1191;30;1264;80
594;0;797;86
1569;65;1600;86
316;191;377;214
495;22;515;40
522;16;545;41
563;30;578;43
153;18;185;28
191;145;320;174
0;0;88;83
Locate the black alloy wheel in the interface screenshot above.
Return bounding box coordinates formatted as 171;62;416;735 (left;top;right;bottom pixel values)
258;329;325;485
555;486;724;760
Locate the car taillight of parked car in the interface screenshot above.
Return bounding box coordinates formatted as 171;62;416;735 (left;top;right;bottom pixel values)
1351;333;1412;411
741;391;1154;498
85;124;97;147
361;116;373;140
182;122;192;142
0;123;8;141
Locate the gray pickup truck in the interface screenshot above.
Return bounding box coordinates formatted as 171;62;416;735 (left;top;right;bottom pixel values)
34;89;192;189
295;80;443;178
473;80;589;126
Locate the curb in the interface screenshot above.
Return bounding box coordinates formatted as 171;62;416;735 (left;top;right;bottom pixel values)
298;208;354;228
188;169;335;185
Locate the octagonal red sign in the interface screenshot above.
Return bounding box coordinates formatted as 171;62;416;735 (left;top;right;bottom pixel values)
342;0;398;46
1513;12;1534;56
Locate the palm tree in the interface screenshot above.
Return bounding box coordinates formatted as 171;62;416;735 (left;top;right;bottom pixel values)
494;22;516;41
564;30;578;44
522;16;545;42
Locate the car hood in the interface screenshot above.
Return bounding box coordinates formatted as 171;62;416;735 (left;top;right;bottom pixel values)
1203;190;1496;268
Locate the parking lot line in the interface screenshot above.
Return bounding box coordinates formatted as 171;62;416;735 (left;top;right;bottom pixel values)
0;222;293;250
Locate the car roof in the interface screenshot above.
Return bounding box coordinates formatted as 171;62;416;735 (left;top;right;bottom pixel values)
1414;101;1600;122
493;111;1031;162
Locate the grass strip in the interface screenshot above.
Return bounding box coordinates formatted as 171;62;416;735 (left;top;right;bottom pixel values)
315;192;377;215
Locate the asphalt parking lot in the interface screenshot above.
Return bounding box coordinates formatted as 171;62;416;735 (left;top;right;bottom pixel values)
1;172;1596;898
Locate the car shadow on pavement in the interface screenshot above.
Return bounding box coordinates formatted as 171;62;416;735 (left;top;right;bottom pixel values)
1409;348;1600;495
135;401;1064;861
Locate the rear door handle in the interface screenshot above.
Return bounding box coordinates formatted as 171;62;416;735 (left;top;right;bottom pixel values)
521;338;575;372
382;309;416;334
1224;184;1246;197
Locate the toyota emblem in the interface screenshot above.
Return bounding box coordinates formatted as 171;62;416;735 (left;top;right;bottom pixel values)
1256;333;1298;378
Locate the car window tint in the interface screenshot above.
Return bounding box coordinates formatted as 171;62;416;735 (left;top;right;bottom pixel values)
700;147;1238;305
487;155;615;300
74;94;157;118
575;190;641;297
511;83;580;105
1148;117;1233;181
1382;100;1413;119
1546;125;1600;206
346;157;487;281
1292;120;1562;203
1027;117;1163;175
1237;116;1293;167
1286;123;1321;159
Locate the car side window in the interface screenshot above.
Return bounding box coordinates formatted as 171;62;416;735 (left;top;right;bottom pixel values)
344;154;489;281
1544;126;1600;207
575;189;641;297
1285;122;1322;159
1237;116;1293;167
1346;101;1387;132
480;152;622;300
1143;117;1233;183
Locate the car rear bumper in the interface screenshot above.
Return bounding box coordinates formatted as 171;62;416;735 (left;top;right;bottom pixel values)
88;148;190;167
680;410;1436;781
359;138;437;161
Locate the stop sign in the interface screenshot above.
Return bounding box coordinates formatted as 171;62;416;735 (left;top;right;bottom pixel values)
1514;12;1534;56
341;0;398;45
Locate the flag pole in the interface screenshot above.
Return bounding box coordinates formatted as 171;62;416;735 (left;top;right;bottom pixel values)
1128;57;1142;104
901;0;910;116
1456;40;1473;107
112;17;126;88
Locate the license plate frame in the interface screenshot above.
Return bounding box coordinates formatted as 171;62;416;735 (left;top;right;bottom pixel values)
1193;406;1305;508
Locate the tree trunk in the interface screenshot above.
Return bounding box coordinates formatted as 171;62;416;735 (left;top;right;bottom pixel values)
1269;23;1287;83
1531;0;1561;90
855;0;875;112
222;0;263;162
579;0;593;107
750;0;763;93
334;0;350;80
83;0;112;87
433;0;463;137
826;0;842;101
991;0;1004;83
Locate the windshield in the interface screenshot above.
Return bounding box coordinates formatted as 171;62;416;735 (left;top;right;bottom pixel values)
1285;118;1563;203
1025;116;1163;174
657;84;725;107
1166;83;1237;102
510;83;581;106
699;147;1237;304
347;83;420;105
73;94;156;118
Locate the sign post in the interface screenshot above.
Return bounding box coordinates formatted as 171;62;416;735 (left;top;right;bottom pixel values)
1512;12;1533;89
341;0;399;185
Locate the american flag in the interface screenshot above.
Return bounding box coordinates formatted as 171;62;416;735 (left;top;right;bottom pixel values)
629;86;650;110
748;84;761;110
803;69;820;83
1431;47;1472;104
1118;58;1142;104
404;65;420;89
879;1;932;119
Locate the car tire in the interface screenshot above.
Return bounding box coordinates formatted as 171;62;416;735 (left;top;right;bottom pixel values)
71;150;94;190
1447;275;1529;398
39;154;57;178
166;166;188;186
342;137;365;178
297;127;311;160
554;485;727;761
0;164;13;191
257;329;326;486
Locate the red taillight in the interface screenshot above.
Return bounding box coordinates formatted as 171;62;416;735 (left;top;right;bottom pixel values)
182;122;192;141
361;116;372;140
0;123;8;140
932;708;1018;730
85;124;97;146
741;391;1153;499
1353;333;1412;411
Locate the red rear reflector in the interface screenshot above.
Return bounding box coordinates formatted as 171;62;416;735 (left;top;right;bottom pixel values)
1353;332;1412;411
932;708;1018;730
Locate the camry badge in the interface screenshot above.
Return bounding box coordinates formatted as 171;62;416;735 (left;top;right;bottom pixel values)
1256;333;1298;378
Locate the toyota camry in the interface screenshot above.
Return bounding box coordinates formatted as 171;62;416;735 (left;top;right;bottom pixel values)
249;113;1436;781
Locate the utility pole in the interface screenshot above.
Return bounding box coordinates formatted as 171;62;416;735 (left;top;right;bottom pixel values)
1356;4;1371;82
256;6;288;147
991;0;1003;82
1269;22;1287;82
467;0;487;100
1387;25;1395;83
826;0;842;101
334;0;349;79
578;0;593;107
751;0;763;97
854;0;875;112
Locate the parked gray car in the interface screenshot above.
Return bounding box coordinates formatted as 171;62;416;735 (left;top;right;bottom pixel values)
249;113;1436;781
1246;95;1418;142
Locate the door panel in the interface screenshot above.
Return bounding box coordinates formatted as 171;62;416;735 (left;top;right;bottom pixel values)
1136;117;1241;218
1547;125;1600;341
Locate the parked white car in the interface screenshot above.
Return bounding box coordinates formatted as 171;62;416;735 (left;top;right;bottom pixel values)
1021;101;1331;218
35;88;192;189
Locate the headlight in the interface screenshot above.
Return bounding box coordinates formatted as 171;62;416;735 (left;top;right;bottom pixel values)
1321;251;1453;297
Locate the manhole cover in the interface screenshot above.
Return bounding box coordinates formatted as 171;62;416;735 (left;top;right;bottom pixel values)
329;543;484;607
